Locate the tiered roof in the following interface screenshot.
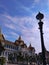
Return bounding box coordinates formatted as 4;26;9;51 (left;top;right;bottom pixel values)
0;28;5;41
28;44;35;51
0;29;35;52
15;36;27;48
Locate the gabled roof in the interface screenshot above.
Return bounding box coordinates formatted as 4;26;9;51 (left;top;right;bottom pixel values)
0;34;5;41
0;28;5;41
4;40;16;47
15;36;24;45
1;39;16;47
28;44;35;51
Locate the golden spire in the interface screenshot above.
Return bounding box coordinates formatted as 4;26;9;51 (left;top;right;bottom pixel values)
18;35;21;40
29;43;32;47
0;27;2;40
0;27;5;40
0;27;1;34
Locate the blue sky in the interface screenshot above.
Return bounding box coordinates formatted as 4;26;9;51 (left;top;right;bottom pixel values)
0;0;49;53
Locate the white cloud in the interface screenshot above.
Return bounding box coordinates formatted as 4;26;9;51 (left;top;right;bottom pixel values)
47;0;49;7
4;23;16;30
34;0;40;3
10;31;18;37
21;6;33;13
1;12;49;53
0;13;40;53
0;0;49;53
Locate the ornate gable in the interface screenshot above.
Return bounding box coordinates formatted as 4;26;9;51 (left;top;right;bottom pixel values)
0;28;5;41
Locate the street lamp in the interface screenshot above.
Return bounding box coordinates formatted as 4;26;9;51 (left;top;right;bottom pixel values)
36;12;46;65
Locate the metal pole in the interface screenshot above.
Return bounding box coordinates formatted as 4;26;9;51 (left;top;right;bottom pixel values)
38;21;46;65
36;12;46;65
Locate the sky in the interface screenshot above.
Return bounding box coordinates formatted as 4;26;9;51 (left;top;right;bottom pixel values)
0;0;49;53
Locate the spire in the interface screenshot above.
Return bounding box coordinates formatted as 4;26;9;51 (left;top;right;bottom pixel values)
0;27;1;34
18;35;21;40
28;43;35;51
0;27;5;40
29;43;32;47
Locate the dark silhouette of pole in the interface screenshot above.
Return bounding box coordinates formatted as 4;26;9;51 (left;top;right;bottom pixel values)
36;12;46;65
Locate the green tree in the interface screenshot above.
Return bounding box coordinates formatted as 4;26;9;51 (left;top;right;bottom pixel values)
17;52;24;62
36;53;43;65
0;57;6;65
8;53;14;63
38;54;43;64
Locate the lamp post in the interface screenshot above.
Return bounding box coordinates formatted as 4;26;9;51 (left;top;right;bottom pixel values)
36;12;46;65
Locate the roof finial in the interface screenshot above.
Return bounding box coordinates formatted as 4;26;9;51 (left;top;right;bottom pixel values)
18;35;21;40
29;43;32;47
0;27;1;34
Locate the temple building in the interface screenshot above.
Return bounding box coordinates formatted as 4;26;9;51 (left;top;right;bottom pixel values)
0;29;36;64
1;29;49;65
28;44;35;56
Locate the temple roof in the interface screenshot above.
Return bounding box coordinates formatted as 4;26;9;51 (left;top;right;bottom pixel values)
28;44;35;51
18;36;21;40
14;36;27;48
0;28;5;41
15;36;24;45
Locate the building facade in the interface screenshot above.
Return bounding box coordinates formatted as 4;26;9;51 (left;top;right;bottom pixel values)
0;29;36;64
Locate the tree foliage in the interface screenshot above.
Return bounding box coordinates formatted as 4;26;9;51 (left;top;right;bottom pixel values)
0;57;6;65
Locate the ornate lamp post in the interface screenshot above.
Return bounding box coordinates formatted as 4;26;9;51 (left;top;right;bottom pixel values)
36;12;46;65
